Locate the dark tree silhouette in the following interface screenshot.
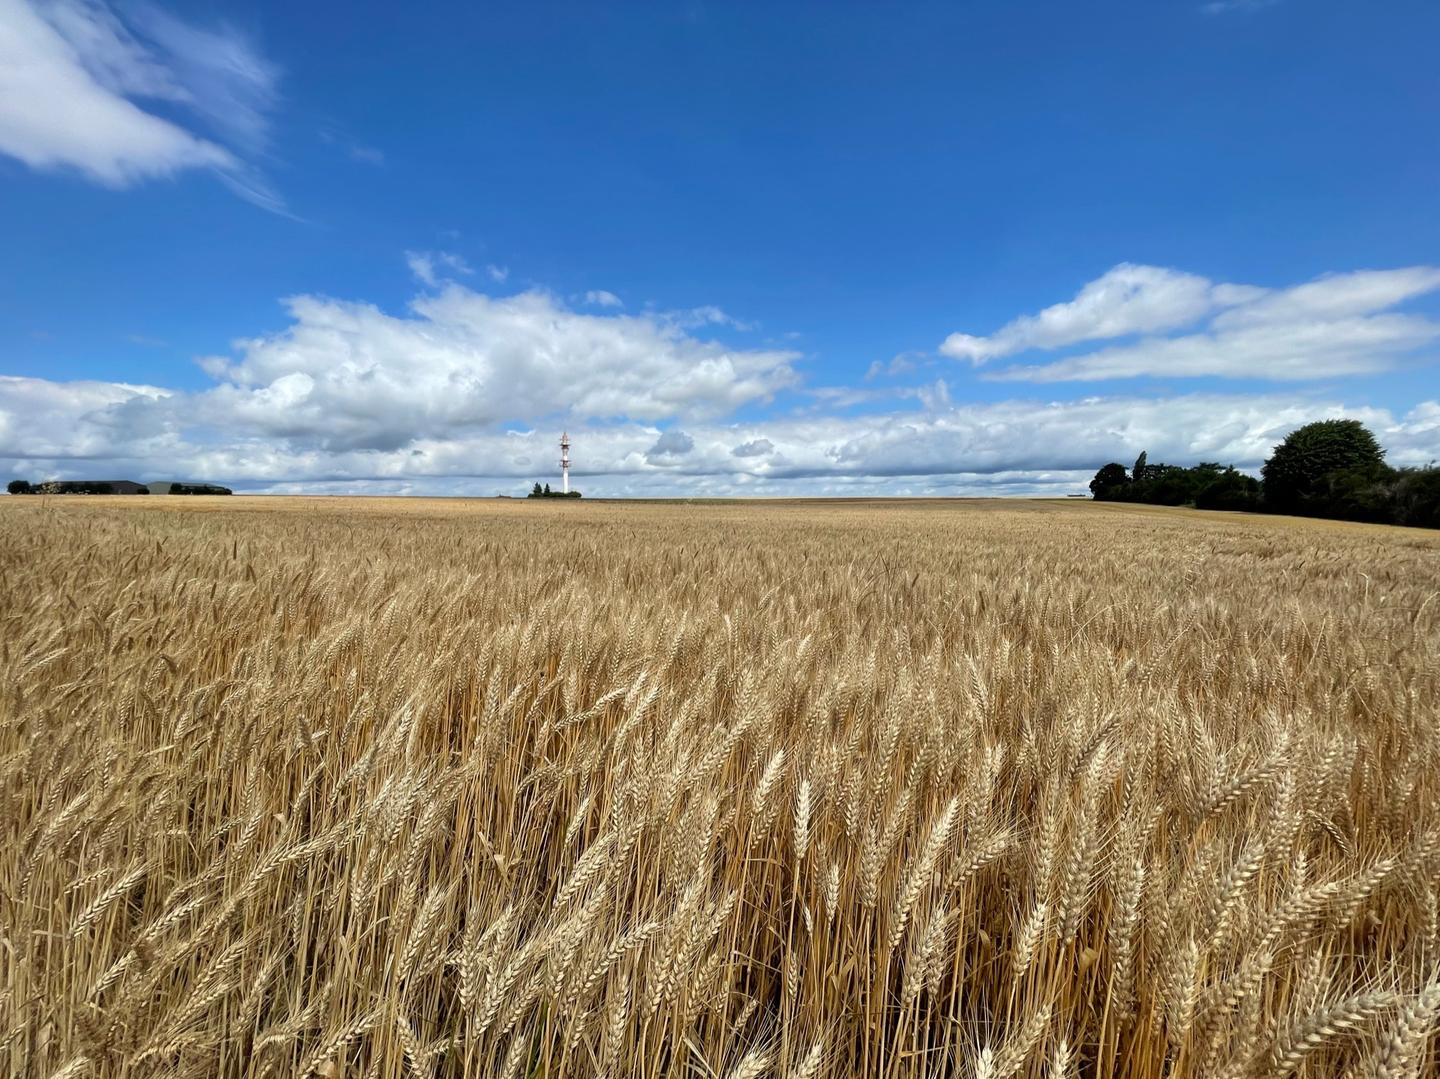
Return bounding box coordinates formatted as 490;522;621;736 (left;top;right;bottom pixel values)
1089;463;1130;499
1262;420;1386;515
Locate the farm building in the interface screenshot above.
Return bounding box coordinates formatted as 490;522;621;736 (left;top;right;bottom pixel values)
148;482;233;495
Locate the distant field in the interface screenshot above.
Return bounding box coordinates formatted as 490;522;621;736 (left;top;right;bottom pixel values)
3;497;1438;1078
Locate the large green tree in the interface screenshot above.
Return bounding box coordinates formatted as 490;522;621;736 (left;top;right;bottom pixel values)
1262;419;1386;515
1088;462;1130;499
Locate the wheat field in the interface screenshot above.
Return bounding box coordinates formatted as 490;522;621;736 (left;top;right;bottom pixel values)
2;496;1438;1079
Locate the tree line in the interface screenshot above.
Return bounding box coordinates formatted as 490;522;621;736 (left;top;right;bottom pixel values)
7;480;233;495
527;482;581;499
1089;419;1440;528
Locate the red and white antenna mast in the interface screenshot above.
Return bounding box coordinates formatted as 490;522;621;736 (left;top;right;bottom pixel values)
559;432;571;494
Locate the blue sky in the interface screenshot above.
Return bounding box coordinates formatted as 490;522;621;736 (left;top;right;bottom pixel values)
2;0;1438;495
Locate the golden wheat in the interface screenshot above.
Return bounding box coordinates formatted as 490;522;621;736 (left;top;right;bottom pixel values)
2;494;1438;1077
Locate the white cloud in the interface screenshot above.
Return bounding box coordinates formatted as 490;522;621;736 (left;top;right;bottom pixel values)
405;252;437;286
1210;267;1440;330
0;0;231;183
664;305;757;332
0;0;280;207
958;264;1440;383
486;264;509;283
995;313;1439;383
184;285;799;451
405;250;474;287
803;385;895;411
940;264;1248;363
866;351;925;380
0;374;173;461
584;290;623;308
121;3;277;155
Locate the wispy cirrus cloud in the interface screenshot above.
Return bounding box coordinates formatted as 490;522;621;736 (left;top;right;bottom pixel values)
1201;0;1281;15
320;128;384;165
405;250;474;287
662;304;757;333
866;351;927;380
0;0;282;209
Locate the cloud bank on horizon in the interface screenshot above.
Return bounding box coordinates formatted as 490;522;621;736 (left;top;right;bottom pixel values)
3;257;1440;497
2;0;1437;496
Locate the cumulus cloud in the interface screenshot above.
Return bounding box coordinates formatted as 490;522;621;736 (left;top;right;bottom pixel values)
0;0;281;208
731;438;774;458
0;374;177;463
947;264;1440;382
584;290;623;308
174;285;800;453
646;430;694;463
